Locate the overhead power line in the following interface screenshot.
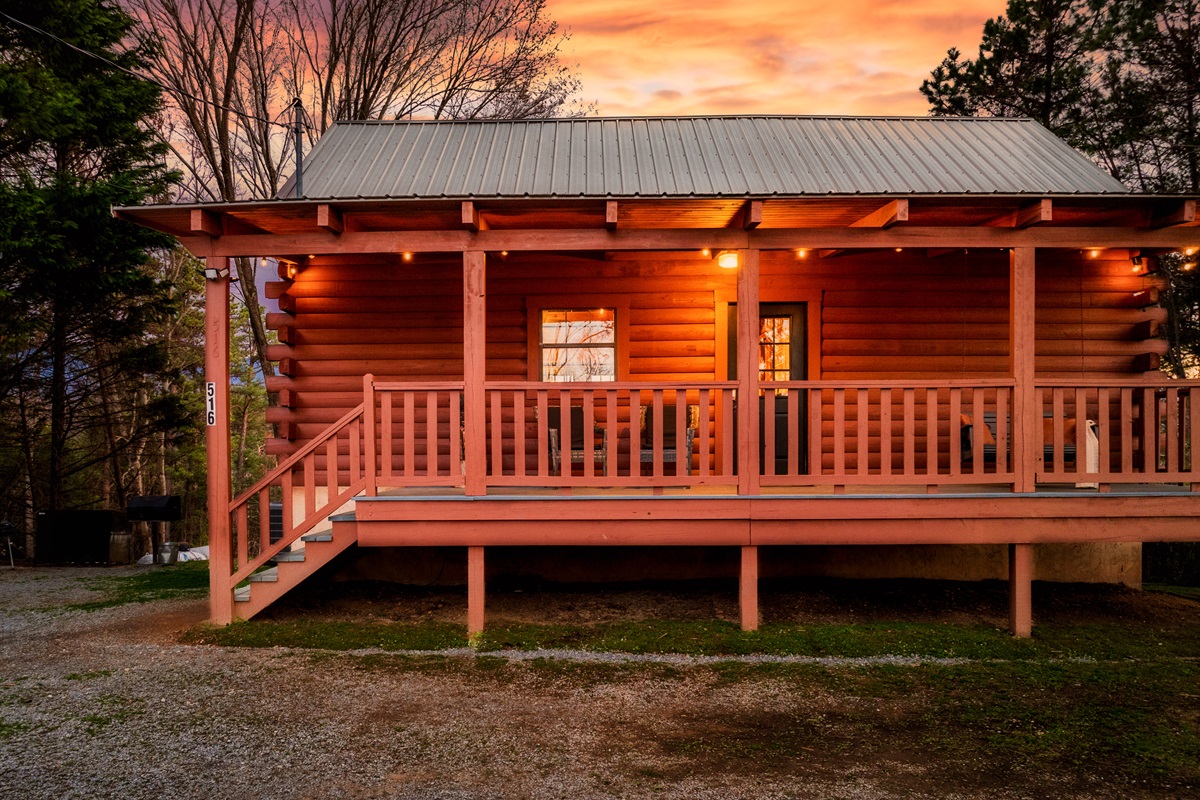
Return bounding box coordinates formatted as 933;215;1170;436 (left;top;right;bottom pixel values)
0;10;291;130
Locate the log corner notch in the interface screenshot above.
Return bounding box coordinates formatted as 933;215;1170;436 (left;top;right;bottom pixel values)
317;204;343;235
190;208;223;237
849;198;908;228
462;200;487;232
1150;199;1197;229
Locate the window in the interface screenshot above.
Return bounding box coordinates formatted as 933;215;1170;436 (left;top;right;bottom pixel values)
758;315;793;382
540;308;616;382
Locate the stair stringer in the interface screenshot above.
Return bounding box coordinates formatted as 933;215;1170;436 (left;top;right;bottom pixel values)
233;517;358;620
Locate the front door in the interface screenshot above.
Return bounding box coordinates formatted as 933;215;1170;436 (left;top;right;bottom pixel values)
728;303;807;474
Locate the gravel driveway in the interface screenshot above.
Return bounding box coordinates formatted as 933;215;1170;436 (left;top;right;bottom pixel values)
0;566;1181;799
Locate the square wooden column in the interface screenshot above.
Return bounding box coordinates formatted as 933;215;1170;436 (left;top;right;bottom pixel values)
467;545;486;635
204;260;233;624
736;249;761;495
740;545;759;631
1008;543;1033;638
1010;248;1037;493
463;251;487;495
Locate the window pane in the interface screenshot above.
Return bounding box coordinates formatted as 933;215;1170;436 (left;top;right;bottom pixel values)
542;346;615;382
541;309;615;345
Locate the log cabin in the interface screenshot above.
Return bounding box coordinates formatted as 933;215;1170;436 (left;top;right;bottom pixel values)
115;115;1200;637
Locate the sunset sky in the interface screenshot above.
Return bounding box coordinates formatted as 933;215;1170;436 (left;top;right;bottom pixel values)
548;0;1010;117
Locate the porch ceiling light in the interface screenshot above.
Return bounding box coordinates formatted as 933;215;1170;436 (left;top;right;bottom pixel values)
716;250;739;269
401;252;414;262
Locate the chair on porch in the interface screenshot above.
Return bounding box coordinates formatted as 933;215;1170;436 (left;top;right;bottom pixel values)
960;412;1099;485
640;404;697;474
547;405;608;476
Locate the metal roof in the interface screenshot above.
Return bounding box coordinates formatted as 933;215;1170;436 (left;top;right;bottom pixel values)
281;116;1130;200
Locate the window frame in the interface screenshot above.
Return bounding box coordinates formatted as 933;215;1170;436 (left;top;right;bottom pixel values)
526;296;630;382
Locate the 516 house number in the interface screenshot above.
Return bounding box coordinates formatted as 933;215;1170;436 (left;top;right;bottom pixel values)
206;382;217;426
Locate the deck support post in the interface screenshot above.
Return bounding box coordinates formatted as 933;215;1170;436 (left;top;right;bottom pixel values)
467;545;485;635
204;260;233;625
736;248;761;495
1008;543;1033;638
463;251;487;495
739;545;759;631
1010;247;1037;493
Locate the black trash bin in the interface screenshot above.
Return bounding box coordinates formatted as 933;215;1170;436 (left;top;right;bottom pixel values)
36;511;127;565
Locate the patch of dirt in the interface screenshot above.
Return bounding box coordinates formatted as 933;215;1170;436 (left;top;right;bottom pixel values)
256;574;1200;631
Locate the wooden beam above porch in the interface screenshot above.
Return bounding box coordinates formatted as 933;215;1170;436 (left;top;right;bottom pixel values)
849;199;908;228
606;200;618;231
190;208;222;237
317;204;343;235
1152;199;1196;228
462;200;487;232
741;200;762;230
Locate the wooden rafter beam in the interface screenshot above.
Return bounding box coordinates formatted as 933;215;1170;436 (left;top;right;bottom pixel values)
462;200;487;232
817;249;845;259
190;208;222;237
741;200;762;230
605;200;618;231
1152;199;1196;228
1015;199;1053;228
927;248;957;259
317;204;343;235
849;199;908;228
178;225;1200;259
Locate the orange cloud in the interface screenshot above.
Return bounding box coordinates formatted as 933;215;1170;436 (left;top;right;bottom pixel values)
550;0;1008;116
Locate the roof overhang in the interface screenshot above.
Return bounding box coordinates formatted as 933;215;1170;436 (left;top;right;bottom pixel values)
113;194;1200;259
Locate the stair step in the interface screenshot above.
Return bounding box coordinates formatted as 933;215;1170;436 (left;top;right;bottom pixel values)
273;550;306;563
234;585;251;603
248;567;279;583
301;532;333;543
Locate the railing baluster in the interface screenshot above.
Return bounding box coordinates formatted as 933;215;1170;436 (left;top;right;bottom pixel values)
833;389;846;476
559;389;572;478
403;392;415;479
1189;387;1200;475
426;391;438;478
925;388;938;477
1166;388;1180;474
536;390;549;478
879;388;892;477
582;390;595;479
721;388;734;478
235;504;248;569
350;418;361;483
1096;388;1110;478
1074;388;1088;477
280;468;293;538
1052;387;1065;475
258;488;271;554
451;390;462;482
606;390;618;478
381;390;394;483
1142;388;1155;474
490;390;503;478
699;389;712;477
809;388;822;477
856;389;869;477
948;388;961;477
996;389;1008;476
903;388;915;477
514;390;527;478
763;388;776;477
303;453;316;522
1121;388;1134;474
326;437;337;501
674;392;687;477
652;389;664;479
971;388;985;474
787;389;800;477
629;388;641;478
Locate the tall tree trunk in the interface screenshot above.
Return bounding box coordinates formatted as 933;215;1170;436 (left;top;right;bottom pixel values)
48;304;67;512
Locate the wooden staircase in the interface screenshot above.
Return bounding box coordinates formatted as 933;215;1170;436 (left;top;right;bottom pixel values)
232;515;358;620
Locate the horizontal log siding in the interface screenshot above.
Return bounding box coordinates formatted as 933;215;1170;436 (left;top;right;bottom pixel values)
264;249;1164;477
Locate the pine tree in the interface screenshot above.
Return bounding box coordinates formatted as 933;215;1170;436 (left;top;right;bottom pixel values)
0;0;182;517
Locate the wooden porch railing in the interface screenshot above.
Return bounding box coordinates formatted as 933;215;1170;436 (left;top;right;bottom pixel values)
1036;379;1200;486
483;382;738;488
227;403;367;587
759;380;1017;488
369;381;466;489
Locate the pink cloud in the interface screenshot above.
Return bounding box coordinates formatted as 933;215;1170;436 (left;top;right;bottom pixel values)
550;0;1008;116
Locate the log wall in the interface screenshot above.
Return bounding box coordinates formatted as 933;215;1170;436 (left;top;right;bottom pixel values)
263;248;1166;459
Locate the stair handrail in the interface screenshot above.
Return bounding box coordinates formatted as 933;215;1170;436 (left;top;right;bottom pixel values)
227;403;367;586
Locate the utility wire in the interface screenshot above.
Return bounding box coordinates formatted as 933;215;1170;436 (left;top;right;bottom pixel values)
0;10;291;130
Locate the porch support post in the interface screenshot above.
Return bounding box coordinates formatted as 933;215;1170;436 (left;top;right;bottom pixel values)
467;545;486;635
1008;543;1033;638
736;248;761;494
463;251;487;495
204;259;233;625
1010;247;1037;493
739;545;759;631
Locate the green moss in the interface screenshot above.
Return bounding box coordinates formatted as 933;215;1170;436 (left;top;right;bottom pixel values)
68;562;209;611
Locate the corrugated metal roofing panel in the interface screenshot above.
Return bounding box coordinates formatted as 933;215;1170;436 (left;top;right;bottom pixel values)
278;116;1130;200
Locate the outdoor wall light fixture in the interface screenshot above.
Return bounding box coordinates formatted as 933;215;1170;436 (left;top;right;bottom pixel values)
796;248;809;259
716;250;739;269
202;265;230;280
401;252;414;262
701;248;712;258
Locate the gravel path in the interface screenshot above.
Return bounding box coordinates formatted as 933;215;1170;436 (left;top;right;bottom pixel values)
0;567;1174;799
